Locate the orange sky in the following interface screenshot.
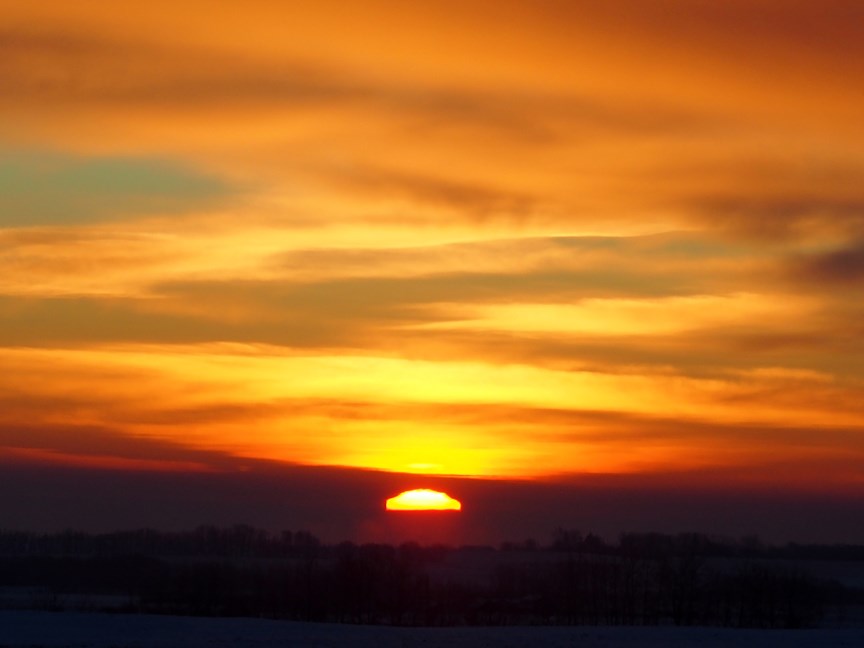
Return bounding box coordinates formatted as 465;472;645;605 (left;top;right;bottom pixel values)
1;1;863;491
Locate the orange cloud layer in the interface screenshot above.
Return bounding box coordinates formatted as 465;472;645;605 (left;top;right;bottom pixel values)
0;1;862;494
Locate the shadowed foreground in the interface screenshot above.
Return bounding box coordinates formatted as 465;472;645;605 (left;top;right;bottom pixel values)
3;611;864;648
4;527;864;628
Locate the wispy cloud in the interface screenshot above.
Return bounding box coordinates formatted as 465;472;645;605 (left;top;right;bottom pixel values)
793;241;864;285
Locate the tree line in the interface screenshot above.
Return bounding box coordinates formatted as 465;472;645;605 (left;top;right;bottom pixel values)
1;526;861;628
3;526;863;561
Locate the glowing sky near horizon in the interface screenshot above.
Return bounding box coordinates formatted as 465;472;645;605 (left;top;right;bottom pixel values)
1;1;863;491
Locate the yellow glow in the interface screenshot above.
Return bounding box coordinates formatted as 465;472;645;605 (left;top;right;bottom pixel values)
386;489;462;511
414;294;816;337
3;344;862;482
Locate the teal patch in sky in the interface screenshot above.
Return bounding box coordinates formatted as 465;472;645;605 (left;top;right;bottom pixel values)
0;149;234;227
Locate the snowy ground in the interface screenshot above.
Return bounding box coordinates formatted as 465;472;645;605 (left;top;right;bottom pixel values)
2;611;864;648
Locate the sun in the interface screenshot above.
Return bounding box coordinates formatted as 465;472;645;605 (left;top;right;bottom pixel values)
385;488;462;511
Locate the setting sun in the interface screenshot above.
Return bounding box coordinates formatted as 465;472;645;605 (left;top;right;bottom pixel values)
386;489;462;512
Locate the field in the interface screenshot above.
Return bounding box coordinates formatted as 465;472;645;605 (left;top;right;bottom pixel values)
3;610;864;648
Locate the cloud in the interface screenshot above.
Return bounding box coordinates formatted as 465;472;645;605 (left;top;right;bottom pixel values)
0;260;718;347
0;422;243;472
687;194;864;240
0;26;687;137
0;28;359;107
4;13;862;245
793;241;864;285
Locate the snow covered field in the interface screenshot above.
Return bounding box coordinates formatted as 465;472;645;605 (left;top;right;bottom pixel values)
2;611;864;648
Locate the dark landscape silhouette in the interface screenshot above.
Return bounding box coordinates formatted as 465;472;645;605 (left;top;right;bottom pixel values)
2;526;862;629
